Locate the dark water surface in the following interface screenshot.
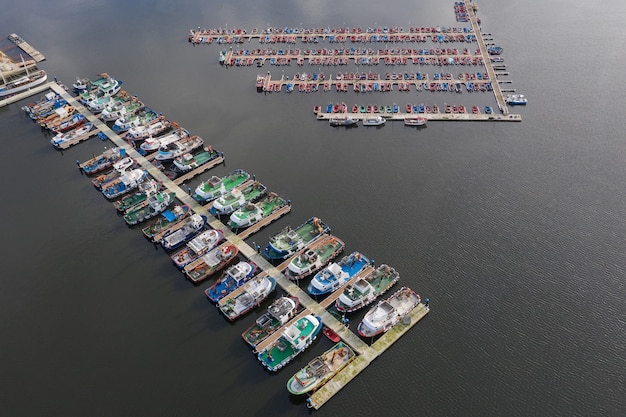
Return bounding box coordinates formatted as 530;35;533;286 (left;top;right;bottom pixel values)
1;1;624;416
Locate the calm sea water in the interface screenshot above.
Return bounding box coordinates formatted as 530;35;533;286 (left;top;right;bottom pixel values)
1;1;624;416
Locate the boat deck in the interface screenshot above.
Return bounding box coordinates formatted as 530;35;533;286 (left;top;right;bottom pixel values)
172;155;225;185
8;34;46;62
54;128;101;150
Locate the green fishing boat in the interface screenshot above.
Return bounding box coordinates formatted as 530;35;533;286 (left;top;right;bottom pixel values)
285;234;345;281
123;191;176;225
242;296;300;348
257;314;322;372
264;217;330;260
112;179;160;213
193;169;250;202
227;192;287;229
172;148;220;172
210;181;267;215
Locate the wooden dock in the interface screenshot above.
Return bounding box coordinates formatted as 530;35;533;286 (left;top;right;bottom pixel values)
189;25;475;45
45;78;431;410
54;128;101;150
8;34;46;62
257;72;495;94
223;48;483;68
463;0;509;114
307;303;430;409
315;110;521;122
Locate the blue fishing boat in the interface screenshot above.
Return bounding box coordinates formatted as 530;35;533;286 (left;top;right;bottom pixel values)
101;169;148;200
307;251;370;296
204;261;258;302
81;147;126;175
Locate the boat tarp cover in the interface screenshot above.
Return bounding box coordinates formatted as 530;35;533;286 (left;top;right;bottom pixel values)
162;210;176;222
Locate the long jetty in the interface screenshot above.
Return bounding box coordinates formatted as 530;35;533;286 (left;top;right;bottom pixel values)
462;0;509;114
0;76;436;411
43;81;428;410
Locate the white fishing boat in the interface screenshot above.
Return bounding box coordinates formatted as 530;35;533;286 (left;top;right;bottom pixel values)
139;126;189;152
155;135;205;161
357;287;421;337
50;123;94;148
362;115;386;126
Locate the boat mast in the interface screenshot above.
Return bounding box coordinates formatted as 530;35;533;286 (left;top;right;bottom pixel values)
21;54;30;77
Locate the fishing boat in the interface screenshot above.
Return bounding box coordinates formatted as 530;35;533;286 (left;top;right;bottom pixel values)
169;229;224;269
193;169;250;202
286;341;355;395
101;169;148;200
112;108;158;133
505;94;527;105
227;192;287;229
50;123;93;149
81;147;126;175
22;92;65;119
242;296;300;348
357;286;421;337
78;73;122;103
124;117;171;142
217;275;277;320
122;191;176;225
72;76;90;93
404;117;427;126
335;264;400;312
141;204;190;241
172;147;219;172
112;179;160;213
210;181;267;216
160;213;207;251
50;113;86;133
99;95;143;122
90;157;135;189
139;127;189;153
204;261;258;302
87;93;117;114
329;116;358;127
307;251;370;296
264;217;330;261
154;135;205;161
184;244;239;283
362;116;386;126
285;234;345;281
0;68;47;97
257;314;323;372
37;104;75;128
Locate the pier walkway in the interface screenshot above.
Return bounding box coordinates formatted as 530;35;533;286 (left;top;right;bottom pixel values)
463;0;509;114
8;34;46;62
48;81;429;410
0;81;55;108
